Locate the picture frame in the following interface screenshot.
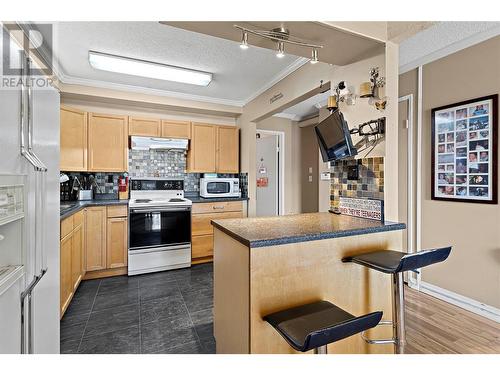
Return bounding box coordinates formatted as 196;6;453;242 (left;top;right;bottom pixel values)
431;94;498;204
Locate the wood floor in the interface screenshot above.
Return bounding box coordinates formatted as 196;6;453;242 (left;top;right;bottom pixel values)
404;286;500;354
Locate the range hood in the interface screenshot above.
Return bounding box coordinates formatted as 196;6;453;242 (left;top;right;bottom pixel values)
131;136;189;151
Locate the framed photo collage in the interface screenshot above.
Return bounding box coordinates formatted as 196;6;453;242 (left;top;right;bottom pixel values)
431;94;498;204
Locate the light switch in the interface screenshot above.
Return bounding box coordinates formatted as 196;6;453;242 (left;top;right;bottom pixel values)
308;175;313;182
308;167;313;173
320;172;331;181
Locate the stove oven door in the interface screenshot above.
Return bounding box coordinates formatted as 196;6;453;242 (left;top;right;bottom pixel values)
129;206;191;250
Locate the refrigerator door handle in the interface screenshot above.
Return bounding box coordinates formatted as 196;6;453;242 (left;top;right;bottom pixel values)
26;57;47;172
20;268;47;353
19;52;43;172
19;50;49;354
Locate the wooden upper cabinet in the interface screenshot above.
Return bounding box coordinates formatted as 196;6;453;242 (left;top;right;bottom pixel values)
161;120;191;139
217;126;239;173
85;207;107;272
60;106;88;171
129;116;160;137
88;113;128;172
188;123;217;173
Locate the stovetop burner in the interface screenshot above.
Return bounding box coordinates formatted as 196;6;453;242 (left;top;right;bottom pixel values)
168;198;185;202
134;199;152;203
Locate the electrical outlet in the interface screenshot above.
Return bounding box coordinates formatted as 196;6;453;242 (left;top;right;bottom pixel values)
347;165;359;180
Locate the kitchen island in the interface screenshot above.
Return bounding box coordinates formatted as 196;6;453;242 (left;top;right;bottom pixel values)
211;213;406;354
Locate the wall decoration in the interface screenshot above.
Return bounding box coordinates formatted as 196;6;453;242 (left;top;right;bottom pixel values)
431;94;498;204
335;197;384;221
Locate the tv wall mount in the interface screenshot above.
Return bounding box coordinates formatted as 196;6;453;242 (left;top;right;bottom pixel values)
349;117;386;136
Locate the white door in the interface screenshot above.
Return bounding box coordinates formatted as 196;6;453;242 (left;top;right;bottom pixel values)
256;133;279;217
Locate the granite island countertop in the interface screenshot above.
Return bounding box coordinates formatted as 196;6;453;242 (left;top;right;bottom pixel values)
211;212;406;248
60;199;128;220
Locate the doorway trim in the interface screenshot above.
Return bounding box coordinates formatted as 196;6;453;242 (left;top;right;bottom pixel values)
398;94;418;289
256;129;285;216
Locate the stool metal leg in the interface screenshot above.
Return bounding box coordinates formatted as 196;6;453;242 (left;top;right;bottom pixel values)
392;272;406;354
314;345;328;354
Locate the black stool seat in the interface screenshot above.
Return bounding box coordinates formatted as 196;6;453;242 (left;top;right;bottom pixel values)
263;300;382;352
342;247;452;274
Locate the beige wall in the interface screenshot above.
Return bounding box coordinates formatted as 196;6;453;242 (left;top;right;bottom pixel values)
61;98;237;127
239;62;333;216
257;116;302;215
331;53;386;158
399;36;500;308
300;124;319;213
59;83;242;118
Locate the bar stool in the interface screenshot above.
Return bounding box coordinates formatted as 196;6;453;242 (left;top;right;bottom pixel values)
342;246;452;353
263;300;383;354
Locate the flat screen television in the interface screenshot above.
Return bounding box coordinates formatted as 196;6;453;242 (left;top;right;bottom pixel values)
314;110;357;162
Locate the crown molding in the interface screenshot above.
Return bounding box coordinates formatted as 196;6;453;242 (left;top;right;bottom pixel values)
272;112;300;121
56;70;246;107
54;56;309;109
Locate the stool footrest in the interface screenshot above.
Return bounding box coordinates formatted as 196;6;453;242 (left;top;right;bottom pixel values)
360;320;396;345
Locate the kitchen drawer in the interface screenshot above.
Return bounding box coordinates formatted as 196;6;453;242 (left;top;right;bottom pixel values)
73;210;84;228
60;215;74;239
192;211;243;236
192;201;243;214
107;205;128;218
192;234;213;259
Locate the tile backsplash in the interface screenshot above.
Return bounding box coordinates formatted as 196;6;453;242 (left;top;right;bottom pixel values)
129;149;186;178
62;149;248;198
330;157;384;209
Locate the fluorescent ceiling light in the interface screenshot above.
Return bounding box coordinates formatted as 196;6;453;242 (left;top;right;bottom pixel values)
88;51;212;86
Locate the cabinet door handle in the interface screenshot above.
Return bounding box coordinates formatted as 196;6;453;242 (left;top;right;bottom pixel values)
212;206;224;210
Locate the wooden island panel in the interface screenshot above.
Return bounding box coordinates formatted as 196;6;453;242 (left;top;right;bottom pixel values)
213;227;403;354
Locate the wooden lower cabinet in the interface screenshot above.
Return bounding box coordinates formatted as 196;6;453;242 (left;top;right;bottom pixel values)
191;201;244;264
106;217;128;269
83;205;128;279
60;205;129;318
71;224;84;290
85;207;107;271
60;235;73;317
60;211;85;318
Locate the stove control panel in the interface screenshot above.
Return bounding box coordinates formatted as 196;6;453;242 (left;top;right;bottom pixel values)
131;179;184;191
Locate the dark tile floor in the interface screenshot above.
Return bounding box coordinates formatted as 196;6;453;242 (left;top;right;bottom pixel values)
60;263;215;354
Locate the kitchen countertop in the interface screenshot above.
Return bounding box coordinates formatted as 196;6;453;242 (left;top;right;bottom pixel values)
211;212;406;248
185;194;249;203
60;200;128;220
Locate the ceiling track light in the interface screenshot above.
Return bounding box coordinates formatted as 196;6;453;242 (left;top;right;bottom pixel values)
240;31;249;49
234;24;323;62
276;42;285;58
310;48;319;64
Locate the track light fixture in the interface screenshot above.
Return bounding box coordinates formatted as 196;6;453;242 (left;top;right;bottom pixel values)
240;31;249;49
276;42;285;58
310;48;319;64
235;25;322;63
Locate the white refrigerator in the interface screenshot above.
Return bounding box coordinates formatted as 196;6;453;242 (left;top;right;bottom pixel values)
0;30;60;353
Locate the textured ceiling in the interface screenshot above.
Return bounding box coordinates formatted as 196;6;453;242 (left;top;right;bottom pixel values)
166;21;385;66
52;22;305;105
399;21;500;70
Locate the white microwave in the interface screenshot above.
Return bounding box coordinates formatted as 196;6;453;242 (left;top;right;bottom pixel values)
200;178;241;198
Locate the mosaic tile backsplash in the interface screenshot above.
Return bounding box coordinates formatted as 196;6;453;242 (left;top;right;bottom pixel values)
129;149;186;178
62;149;248;198
330;157;384;209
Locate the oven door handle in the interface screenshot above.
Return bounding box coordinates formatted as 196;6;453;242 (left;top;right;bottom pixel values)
130;207;191;213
